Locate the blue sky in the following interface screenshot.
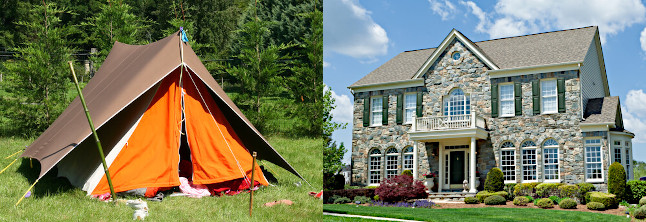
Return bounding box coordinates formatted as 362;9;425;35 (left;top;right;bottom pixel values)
323;0;646;164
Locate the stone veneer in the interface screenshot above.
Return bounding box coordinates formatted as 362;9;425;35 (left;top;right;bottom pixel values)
351;39;610;190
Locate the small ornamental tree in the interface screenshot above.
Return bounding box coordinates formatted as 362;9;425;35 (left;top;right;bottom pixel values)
608;162;626;201
485;168;504;192
375;175;426;202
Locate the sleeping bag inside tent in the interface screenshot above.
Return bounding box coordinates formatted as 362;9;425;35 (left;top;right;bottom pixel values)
20;31;306;196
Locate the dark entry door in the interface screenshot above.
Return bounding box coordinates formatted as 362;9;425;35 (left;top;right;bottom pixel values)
450;151;465;184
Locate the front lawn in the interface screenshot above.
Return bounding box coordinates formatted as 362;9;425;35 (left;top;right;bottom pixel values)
0;136;322;221
324;204;629;222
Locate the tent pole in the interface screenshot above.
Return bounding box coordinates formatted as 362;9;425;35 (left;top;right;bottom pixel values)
68;61;117;203
15;179;38;206
249;151;257;217
0;158;18;175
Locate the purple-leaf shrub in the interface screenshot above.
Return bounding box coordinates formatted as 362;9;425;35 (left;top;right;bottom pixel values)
375;175;427;202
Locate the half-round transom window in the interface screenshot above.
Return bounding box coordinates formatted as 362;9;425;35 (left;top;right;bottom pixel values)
452;52;461;60
443;88;470;117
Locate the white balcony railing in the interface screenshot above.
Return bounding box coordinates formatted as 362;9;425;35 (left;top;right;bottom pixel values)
412;113;485;132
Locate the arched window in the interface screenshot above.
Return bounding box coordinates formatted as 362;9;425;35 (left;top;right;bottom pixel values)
369;149;382;184
521;140;537;181
543;139;559;181
402;147;414;172
500;141;516;182
385;148;399;179
443;88;470;118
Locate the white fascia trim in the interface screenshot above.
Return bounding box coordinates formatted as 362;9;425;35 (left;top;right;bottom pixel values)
487;61;582;78
349;78;424;93
609;131;635;139
412;29;499;79
580;124;611;132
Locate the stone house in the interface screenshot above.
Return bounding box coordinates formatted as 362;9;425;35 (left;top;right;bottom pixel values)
348;26;634;192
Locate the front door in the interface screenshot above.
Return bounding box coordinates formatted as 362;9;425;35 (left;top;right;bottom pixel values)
450;151;465;184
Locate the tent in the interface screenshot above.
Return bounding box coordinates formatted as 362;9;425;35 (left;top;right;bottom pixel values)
21;32;306;195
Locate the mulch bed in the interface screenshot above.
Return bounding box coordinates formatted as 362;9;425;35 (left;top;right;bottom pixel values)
433;201;629;216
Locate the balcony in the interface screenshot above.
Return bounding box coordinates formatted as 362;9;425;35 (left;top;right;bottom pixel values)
408;113;488;141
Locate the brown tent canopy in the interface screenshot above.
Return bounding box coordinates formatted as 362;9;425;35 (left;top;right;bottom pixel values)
21;32;307;193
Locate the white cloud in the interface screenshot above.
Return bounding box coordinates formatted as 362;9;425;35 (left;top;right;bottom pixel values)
323;61;330;68
461;0;646;42
641;27;646;54
623;89;646;142
323;0;389;59
429;0;458;21
324;84;353;125
460;1;487;33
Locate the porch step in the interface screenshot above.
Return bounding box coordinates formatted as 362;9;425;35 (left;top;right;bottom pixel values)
427;192;475;202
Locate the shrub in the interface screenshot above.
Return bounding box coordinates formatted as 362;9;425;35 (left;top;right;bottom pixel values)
513;182;541;197
586;192;618;209
333;196;351;204
374;175;426;202
464;196;480;204
525;196;534;203
559;198;577;209
324;188;376;203
484;195;506;205
484;168;504;192
536;183;562;198
586;202;605;210
558;184;578;199
333;174;346;190
327;195;341;204
401;170;413;176
640;197;646;206
635;206;646;219
513;196;529;206
536;198;554;208
373;195;379;201
627;180;646;203
608;162;627;201
548;196;562;204
353;196;372;204
476;191;508;203
576;183;595;204
504;183;516;200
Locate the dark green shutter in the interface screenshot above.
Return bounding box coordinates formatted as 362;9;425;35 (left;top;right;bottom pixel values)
382;95;388;125
514;82;522;116
416;91;423;117
557;78;565;113
396;94;403;124
532;80;540;115
363;98;370;127
491;84;498;118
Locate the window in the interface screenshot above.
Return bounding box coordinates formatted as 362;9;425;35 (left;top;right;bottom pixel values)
585;139;603;181
500;141;516;182
541;79;557;114
521;141;537;181
369;149;382;184
443;88;470;119
543;139;559;181
404;94;416;124
626;148;631;180
499;84;514;117
370;97;382;126
385;148;399;179
402;147;414;172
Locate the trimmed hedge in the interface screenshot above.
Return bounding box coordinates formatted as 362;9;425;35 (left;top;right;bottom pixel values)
558;184;579;199
333;196;351;204
353;196;372;204
324;189;375;204
504;183;516;200
635;206;646;219
559;198;577;209
577;183;595;204
640;197;646;206
464;196;480;204
627;180;646;203
484;195;506;205
513;196;529;206
513;182;540;197
608;162;626;201
536;198;554;208
536;183;563;198
586;192;618;209
586;202;605;210
484;168;504;192
401;170;413;176
476;191;509;203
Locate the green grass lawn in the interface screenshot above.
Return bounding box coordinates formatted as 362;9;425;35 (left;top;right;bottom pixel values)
323;204;629;222
323;215;384;222
0;136;322;221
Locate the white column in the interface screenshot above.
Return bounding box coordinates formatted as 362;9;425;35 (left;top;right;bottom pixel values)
411;114;417;132
413;142;418;180
438;144;443;193
469;137;477;193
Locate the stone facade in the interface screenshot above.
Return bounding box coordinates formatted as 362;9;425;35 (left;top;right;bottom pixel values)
351;39;614;190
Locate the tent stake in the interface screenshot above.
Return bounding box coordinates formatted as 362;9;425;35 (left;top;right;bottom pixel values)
249;151;257;217
0;158;18;175
68;61;117;203
15;179;38;206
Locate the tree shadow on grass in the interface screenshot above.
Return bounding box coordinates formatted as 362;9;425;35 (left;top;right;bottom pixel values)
17;158;74;199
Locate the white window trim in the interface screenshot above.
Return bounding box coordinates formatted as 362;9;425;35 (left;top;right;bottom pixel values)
499;83;515;117
584;138;604;183
540;79;558;114
521;146;538;183
370;96;383;127
385;148;399;179
368;149;382;186
402;147;414;171
500;147;516;184
403;93;416;124
542;140;560;183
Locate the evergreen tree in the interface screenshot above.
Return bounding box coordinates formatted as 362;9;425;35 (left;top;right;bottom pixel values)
323;86;346;176
1;2;75;137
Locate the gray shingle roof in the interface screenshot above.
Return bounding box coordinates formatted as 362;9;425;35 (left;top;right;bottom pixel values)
350;26;597;88
582;96;619;124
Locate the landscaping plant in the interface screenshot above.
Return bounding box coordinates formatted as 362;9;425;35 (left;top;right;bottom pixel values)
627;180;646;203
536;183;562;198
504;183;516;200
476;191;508;203
635;206;646;219
374;175;426;202
334;197;351;204
464;196;479;204
513;196;529;206
608;162;627;201
577;182;595;204
558;198;577;209
586;202;605;210
513;182;540;197
640;196;646;206
484;168;504;192
586;192;618;209
548;196;562;205
536;198;554;208
353;196;372;204
401;170;413;177
484;195;506;205
558;184;578;199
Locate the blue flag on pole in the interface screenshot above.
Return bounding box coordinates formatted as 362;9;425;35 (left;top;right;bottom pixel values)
180;27;189;42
